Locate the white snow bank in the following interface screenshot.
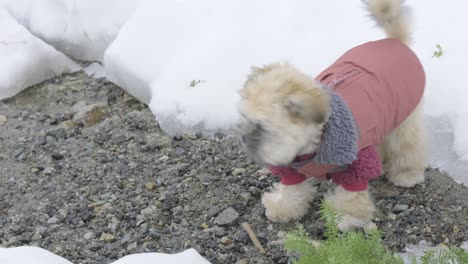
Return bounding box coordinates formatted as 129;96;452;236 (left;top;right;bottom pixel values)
1;0;139;61
0;8;79;100
0;246;211;264
0;246;73;264
105;0;375;135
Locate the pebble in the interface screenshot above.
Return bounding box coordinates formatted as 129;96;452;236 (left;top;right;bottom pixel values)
73;102;108;126
174;147;186;156
232;168;246;176
83;232;94;240
214;207;239;226
144;182;156;191
393;204;409;213
0;115;7;126
127;241;138;251
47;217;59;224
43;167;55;175
100;233;116;242
239;192;252;202
388;213;397;221
51;153;64;160
220;236;234;246
236;259;249;264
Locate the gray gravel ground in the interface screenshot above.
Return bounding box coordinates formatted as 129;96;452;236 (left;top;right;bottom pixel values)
1;72;468;264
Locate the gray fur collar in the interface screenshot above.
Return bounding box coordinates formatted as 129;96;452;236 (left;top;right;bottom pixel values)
311;91;359;165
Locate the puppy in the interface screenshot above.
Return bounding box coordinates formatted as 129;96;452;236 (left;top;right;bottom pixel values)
236;0;426;231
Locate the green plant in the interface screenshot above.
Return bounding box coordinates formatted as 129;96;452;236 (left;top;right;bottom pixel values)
433;44;443;58
284;201;468;264
189;79;204;87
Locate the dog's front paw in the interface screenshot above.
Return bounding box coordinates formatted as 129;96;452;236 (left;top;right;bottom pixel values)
325;186;376;232
337;214;369;231
261;181;316;223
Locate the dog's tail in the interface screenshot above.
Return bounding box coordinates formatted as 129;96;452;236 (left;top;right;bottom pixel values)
365;0;412;45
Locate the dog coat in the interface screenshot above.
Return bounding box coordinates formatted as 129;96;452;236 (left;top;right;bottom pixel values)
269;38;425;192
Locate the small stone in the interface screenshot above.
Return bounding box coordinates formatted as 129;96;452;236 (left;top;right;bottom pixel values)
236;259;249;264
144;182;156;191
51;153;64;160
43;167;55;175
47;217;59;224
239;192;252;202
388;213;397;221
100;233;116;242
84;232;94;240
31;168;39;173
47;128;67;139
232;168;246;176
364;221;377;233
127;241;138;251
393;204;409;213
174;147;186;156
214;207;239;226
58;120;76;130
220;236;233;245
73;102;108;126
0;115;7;126
408;234;418;242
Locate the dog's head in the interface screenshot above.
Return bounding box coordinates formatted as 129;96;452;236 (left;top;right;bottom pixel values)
236;63;330;166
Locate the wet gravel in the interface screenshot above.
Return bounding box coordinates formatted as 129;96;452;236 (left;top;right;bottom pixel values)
1;72;468;263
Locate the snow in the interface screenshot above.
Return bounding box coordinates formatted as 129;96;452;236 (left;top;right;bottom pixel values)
0;246;211;264
1;0;139;61
0;8;79;100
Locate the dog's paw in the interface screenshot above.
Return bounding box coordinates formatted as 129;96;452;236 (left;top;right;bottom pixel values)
388;171;424;188
261;181;316;223
325;186;376;231
337;214;369;231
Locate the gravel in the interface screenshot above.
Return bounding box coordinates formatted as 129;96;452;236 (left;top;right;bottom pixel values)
1;72;468;263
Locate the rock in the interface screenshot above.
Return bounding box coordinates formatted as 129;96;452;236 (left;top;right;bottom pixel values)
51;153;64;160
0;115;7;126
220;236;234;245
388;213;397;221
84;232;94;240
239;192;252;202
127;241;138;251
47;128;67;139
236;259;249;264
47;217;59;224
232;168;246;176
144;182;156;191
214;207;239;226
58;120;76;130
73;102;108;126
100;233;116;242
174;147;186;156
393;204;409;213
43;167;55;175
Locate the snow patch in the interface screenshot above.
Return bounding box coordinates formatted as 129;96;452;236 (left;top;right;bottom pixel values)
0;8;79;100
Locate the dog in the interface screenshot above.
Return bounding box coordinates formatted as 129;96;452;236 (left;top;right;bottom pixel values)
236;0;426;231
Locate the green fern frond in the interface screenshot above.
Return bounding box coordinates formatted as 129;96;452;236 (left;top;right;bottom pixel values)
284;200;468;264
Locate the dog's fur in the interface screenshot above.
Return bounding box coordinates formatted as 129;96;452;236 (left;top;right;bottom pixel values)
236;0;426;230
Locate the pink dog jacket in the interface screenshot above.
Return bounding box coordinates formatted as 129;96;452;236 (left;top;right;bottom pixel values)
269;38;425;192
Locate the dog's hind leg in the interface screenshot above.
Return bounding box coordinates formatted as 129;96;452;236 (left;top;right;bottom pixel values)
381;104;427;187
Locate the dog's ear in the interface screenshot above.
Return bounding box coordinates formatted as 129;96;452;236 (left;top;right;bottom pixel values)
283;94;328;124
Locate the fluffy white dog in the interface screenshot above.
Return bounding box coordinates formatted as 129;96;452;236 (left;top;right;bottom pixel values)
236;0;426;231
